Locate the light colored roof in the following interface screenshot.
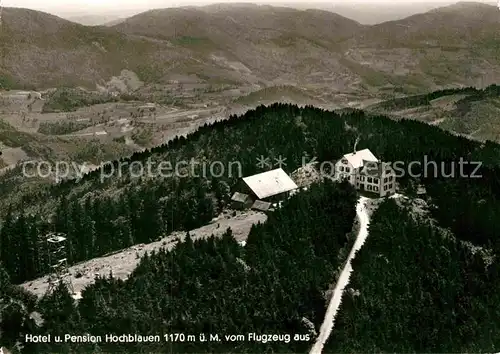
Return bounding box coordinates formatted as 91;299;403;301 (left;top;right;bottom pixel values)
243;168;298;199
342;149;378;169
251;200;272;211
231;192;251;203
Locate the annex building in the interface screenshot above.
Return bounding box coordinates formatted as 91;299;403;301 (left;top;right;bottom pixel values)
231;168;298;211
334;148;396;197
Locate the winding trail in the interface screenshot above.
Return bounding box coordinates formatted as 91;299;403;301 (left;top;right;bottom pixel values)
309;196;371;354
430;117;446;125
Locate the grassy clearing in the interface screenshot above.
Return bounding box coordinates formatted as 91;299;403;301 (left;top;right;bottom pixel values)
233;85;318;105
339;58;392;87
37;120;94;135
42;88;118;113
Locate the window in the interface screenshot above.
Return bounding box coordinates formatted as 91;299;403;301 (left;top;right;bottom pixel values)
374;178;379;184
346;167;350;173
389;183;393;189
374;186;379;192
384;177;387;183
367;185;372;191
340;166;344;172
367;177;373;183
360;176;365;181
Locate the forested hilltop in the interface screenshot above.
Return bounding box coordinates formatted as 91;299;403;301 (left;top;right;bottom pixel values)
2;180;357;353
2;100;500;352
367;84;500;142
3;97;500;284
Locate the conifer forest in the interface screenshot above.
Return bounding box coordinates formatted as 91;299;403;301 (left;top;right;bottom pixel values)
2;89;500;352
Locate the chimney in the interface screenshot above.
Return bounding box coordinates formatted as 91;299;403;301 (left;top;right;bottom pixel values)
353;136;360;154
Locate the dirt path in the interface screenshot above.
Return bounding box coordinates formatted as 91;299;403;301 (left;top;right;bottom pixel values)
309;197;370;354
430;117;446;125
466;128;481;139
63;130;108;137
20;210;267;298
124;136;142;150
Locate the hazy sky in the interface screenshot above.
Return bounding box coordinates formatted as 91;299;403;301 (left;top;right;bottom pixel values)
3;0;495;14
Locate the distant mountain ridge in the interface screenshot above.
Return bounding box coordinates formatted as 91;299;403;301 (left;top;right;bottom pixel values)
1;2;500;91
65;14;125;26
42;1;500;25
351;1;500;45
112;4;364;45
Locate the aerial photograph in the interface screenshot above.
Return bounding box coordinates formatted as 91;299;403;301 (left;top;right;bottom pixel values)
1;0;500;352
